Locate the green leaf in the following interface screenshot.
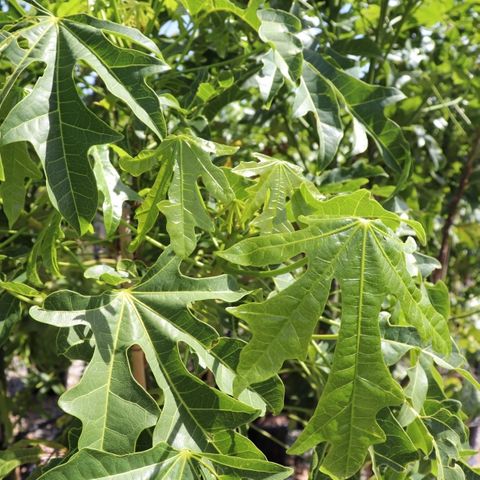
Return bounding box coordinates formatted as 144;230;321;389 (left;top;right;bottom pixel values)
83;264;129;286
307;48;410;184
258;9;303;83
427;280;451;318
156;135;236;257
91;145;140;237
292;58;343;165
197;337;285;415
129;148;174;251
291;188;426;244
424;399;469;480
27;211;63;286
30;249;260;455
37;442;292;480
180;0;263;30
127;135;236;253
373;409;419;472
219;191;450;478
257;9;341;165
382;324;480;391
0;293;20;347
331;37;383;58
0;142;41;227
255;50;285;108
232;153;305;233
0;11;168;233
413;0;454;27
399;362;429;426
0;443;42;479
256;9;412;182
113;144;159;177
0;281;40;298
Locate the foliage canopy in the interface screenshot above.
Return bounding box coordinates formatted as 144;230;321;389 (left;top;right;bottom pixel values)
0;1;479;479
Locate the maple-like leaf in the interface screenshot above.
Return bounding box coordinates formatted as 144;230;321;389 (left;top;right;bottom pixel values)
37;442;292;480
256;8;411;185
219;190;450;478
30;249;280;456
232;153;305;233
120;134;236;256
0;11;168;233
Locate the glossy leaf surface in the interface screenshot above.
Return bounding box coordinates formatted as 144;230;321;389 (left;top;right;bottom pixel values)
0;12;167;233
30;249;280;457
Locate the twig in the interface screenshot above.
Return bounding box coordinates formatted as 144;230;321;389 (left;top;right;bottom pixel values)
432;129;480;282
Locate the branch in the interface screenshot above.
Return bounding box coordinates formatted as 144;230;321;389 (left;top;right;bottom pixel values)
432;129;480;282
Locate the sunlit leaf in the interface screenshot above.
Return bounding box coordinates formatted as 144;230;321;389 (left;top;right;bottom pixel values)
30;249;271;455
37;442;292;480
91;145;140;236
0;11;168;233
232;153;305;233
219;190;450;478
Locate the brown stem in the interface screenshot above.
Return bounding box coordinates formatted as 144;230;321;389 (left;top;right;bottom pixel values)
130;345;147;389
432;129;480;282
119;205;147;388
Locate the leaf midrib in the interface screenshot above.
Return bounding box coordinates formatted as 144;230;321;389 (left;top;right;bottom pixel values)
99;296;126;450
231;221;358;262
53;22;82;229
126;296;223;453
61;19;163;138
345;224;368;472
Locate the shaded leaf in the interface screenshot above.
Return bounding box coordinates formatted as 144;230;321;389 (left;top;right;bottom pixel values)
0;293;20;347
0;443;42;479
374;409;419;472
0;142;41;226
382;324;480;391
27;211;63;286
198;337;285;415
113;144;159;177
258;9;341;165
0;281;40;298
256;9;411;183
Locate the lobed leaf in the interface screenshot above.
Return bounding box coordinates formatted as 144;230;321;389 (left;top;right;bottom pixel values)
30;249;280;456
219;191;450;478
232;153;305;234
256;8;411;184
0;11;168;233
0;142;41;227
156;135;236;257
91;145;140;237
37;442;292;480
